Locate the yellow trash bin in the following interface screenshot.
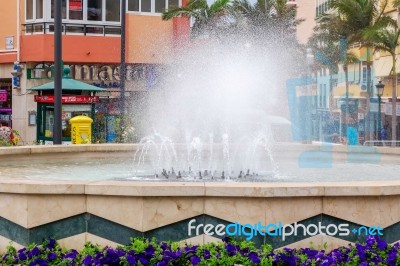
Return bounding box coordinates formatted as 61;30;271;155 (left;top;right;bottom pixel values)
70;115;93;144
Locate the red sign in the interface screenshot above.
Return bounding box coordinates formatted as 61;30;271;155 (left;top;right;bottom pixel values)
34;95;99;104
0;90;7;102
69;0;82;11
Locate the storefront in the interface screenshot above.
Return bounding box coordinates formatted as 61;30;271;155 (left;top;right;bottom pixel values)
34;95;100;144
30;68;105;144
0;79;12;127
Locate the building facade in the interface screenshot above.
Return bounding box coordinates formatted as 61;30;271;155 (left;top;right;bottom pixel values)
308;0;400;144
0;0;189;144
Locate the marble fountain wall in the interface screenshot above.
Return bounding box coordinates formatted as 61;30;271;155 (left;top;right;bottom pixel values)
0;144;400;252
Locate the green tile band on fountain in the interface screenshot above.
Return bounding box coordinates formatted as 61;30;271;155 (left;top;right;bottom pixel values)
2;213;400;249
29;214;86;245
0;217;29;246
87;214;142;245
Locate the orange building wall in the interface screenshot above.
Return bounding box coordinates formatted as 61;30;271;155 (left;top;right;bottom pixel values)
0;0;17;50
21;35;121;63
126;15;175;64
296;0;316;44
0;0;18;63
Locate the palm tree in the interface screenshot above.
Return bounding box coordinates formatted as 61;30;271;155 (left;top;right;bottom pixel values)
309;25;361;141
364;19;400;145
232;0;301;46
317;0;389;143
162;0;234;38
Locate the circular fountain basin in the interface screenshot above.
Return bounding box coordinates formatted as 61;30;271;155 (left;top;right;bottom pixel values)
1;143;399;182
1;143;400;252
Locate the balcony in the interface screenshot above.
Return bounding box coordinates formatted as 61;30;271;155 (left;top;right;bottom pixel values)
23;22;121;36
20;23;121;63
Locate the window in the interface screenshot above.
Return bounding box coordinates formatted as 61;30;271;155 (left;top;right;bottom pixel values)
36;0;43;19
26;0;34;20
51;0;67;19
168;0;179;8
106;0;120;22
362;67;367;83
25;0;122;35
155;0;165;13
69;0;83;20
319;84;323;108
128;0;180;13
142;0;151;12
128;0;139;11
26;0;44;21
88;0;102;21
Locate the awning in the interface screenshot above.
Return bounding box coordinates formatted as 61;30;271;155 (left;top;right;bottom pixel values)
29;67;106;92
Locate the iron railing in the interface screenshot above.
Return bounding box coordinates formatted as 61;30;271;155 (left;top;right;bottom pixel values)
363;140;400;147
23;22;121;36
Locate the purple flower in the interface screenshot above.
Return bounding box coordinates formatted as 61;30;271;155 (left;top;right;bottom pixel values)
138;257;149;265
65;250;78;260
83;255;93;265
302;248;318;258
283;247;294;253
239;247;250;256
190;255;201;266
164;250;182;260
377;240;388;250
46;238;56;250
321;259;331;266
160;242;168;250
18;247;26;253
225;243;236;256
185;245;198;253
145;245;155;257
222;237;230;243
31;247;40;256
366;236;376;247
248;251;260;264
18;252;27;261
47;252;57;261
116;248;126;257
203;249;211;259
126;254;136;265
29;259;47;266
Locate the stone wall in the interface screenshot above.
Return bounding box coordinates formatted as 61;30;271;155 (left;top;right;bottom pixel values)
1;180;400;252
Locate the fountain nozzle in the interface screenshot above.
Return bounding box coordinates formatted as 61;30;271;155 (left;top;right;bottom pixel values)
238;170;243;178
162;169;169;179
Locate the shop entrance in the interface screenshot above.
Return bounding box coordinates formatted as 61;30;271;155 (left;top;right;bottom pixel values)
0;79;12;127
37;103;94;143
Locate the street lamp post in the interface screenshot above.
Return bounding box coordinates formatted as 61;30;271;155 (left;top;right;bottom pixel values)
376;81;385;140
53;0;62;144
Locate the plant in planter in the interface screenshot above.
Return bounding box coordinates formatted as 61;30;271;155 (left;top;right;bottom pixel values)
1;235;400;265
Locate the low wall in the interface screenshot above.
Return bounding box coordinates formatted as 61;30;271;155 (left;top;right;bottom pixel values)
1;144;400;252
1;180;400;252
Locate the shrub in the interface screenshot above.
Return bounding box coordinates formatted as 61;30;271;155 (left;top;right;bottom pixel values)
1;236;399;265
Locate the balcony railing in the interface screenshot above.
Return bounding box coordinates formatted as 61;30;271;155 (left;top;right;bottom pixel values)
23;22;121;36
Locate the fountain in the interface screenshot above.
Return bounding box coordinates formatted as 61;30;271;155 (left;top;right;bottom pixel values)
1;30;400;253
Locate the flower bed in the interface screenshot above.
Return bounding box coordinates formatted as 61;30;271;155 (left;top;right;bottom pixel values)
0;126;20;146
1;236;399;265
